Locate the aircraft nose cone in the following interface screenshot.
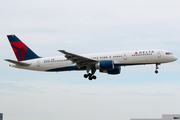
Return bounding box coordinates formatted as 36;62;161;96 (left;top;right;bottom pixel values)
174;56;178;61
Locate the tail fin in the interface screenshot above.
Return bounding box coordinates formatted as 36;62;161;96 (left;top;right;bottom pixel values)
7;35;40;61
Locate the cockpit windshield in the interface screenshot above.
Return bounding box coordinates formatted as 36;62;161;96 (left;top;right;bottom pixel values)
166;52;173;55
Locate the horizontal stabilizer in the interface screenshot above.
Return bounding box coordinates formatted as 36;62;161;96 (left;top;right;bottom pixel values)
4;59;31;66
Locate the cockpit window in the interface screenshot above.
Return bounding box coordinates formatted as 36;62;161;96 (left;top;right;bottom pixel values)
166;52;173;55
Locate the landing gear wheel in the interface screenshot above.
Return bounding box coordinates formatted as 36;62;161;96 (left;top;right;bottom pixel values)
88;75;97;80
92;76;97;79
88;76;92;80
84;74;88;78
155;70;158;74
84;73;91;78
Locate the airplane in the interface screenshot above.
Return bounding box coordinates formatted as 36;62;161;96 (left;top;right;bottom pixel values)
5;35;177;80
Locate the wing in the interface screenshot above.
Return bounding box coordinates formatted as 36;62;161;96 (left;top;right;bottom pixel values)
58;50;98;68
4;59;31;66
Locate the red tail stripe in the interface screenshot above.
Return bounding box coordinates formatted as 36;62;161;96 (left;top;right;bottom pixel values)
10;41;29;61
10;41;25;49
20;46;28;61
12;47;18;53
14;51;20;61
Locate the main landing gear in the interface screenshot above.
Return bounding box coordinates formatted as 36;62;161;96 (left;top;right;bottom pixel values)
84;67;97;80
84;73;97;80
155;63;160;74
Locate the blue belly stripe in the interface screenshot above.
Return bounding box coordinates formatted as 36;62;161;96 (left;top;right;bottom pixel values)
45;63;158;72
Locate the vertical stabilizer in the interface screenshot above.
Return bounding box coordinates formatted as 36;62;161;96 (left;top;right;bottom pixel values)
7;35;40;61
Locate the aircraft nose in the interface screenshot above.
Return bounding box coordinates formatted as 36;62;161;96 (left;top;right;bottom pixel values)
173;56;178;61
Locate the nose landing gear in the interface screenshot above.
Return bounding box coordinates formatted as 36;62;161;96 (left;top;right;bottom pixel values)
155;63;160;74
84;67;97;80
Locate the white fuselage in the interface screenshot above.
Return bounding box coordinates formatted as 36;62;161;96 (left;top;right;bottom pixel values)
10;49;177;72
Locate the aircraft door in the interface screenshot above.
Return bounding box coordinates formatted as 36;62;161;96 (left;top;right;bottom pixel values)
37;60;40;67
123;53;127;60
158;51;161;58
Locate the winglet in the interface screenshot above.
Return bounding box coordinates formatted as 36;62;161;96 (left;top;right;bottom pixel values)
58;50;65;52
58;50;66;54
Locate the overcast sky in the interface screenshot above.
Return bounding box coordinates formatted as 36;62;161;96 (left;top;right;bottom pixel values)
0;0;180;120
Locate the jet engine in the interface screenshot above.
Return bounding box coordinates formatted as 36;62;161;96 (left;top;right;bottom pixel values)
100;67;121;75
95;60;114;70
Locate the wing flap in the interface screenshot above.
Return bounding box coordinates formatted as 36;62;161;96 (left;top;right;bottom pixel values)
4;59;31;66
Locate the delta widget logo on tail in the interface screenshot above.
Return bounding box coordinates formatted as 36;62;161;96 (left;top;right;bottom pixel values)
7;35;40;61
10;40;28;61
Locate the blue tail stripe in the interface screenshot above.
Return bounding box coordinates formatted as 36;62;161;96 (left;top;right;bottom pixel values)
7;35;20;42
24;48;40;60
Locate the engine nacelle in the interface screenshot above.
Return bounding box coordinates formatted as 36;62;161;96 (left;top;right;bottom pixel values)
96;60;114;70
100;67;121;75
